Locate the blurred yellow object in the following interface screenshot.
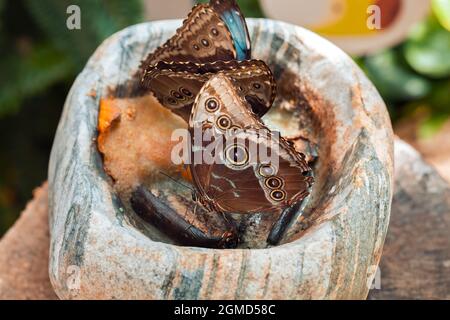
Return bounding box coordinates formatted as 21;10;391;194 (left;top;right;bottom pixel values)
432;0;450;31
313;0;378;36
260;0;430;55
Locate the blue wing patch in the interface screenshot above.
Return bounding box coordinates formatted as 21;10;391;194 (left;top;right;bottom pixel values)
211;0;251;60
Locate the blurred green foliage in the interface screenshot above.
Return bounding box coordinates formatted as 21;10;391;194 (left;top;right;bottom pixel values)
0;0;449;235
0;0;143;234
0;0;142;116
433;0;450;31
361;1;450;137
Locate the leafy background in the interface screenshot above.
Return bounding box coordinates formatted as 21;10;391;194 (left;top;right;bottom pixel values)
0;0;449;235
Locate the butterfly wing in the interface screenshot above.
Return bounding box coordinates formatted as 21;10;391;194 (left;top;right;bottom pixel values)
141;1;251;69
190;74;313;215
189;73;261;130
142;59;276;121
142;64;207;121
211;128;314;214
189;73;260;201
210;0;251;60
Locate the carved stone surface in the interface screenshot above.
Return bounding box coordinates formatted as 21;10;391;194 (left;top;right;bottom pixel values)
48;19;394;299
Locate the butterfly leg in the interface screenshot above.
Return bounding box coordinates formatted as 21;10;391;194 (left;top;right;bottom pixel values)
130;185;239;249
266;198;305;245
221;212;241;242
193;196;240;248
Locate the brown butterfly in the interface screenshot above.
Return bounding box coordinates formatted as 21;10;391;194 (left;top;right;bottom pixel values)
141;0;251;68
139;0;276;121
189;74;313;220
142;59;276;122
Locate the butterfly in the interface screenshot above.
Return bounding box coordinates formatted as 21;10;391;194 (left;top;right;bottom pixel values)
142;59;276;122
141;0;251;68
189;73;313;215
140;0;276;121
186;73;314;244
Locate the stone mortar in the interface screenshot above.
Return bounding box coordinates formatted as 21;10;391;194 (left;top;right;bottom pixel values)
48;19;394;299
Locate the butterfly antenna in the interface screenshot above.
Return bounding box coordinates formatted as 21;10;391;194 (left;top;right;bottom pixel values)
159;171;194;192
